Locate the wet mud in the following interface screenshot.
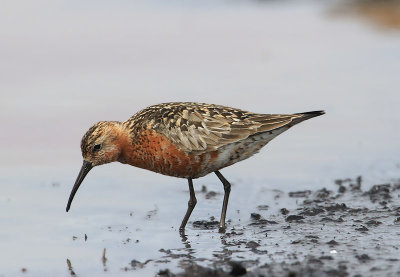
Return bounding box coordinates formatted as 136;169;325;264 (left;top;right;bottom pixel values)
148;177;400;277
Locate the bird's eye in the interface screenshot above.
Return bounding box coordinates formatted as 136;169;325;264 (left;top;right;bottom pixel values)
93;144;101;152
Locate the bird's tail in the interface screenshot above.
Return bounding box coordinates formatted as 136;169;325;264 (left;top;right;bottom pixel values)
292;110;325;124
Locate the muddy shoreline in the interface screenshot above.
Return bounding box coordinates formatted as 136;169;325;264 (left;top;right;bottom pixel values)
143;177;400;277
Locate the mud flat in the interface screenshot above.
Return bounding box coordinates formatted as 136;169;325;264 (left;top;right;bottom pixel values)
148;177;400;277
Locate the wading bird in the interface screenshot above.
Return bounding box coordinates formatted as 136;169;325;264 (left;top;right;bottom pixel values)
66;102;324;233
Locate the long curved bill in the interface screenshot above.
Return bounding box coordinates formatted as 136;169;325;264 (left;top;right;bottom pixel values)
66;160;93;212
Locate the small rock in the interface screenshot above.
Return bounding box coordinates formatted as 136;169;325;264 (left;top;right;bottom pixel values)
130;259;143;268
364;184;391;203
356;226;369;232
327;240;339;245
325;203;347;212
192;220;219;230
315;188;332;199
320;217;344;223
250;213;262;220
350;176;362;191
246;241;260;249
289;190;312;198
159;248;172;254
280;208;289;215
365;220;382;227
300;207;325;216
157;269;173;277
291;239;302;244
286;215;305;222
230;262;247;276
257;205;269;211
356;254;372;263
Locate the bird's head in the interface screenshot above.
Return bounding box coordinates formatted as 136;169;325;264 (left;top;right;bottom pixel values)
66;121;126;212
80;121;124;166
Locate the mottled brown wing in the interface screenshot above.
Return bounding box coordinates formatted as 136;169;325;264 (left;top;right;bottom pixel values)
152;105;302;153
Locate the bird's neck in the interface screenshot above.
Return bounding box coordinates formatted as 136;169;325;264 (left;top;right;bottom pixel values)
105;123;132;164
116;128;149;168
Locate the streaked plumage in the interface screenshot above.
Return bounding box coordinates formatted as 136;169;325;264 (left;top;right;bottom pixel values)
67;102;324;233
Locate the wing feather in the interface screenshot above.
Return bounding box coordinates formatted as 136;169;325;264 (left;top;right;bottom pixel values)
146;103;303;153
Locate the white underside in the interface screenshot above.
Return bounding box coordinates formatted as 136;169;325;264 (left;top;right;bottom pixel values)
197;127;289;177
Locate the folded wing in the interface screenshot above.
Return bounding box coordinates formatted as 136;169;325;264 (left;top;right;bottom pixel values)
152;104;303;153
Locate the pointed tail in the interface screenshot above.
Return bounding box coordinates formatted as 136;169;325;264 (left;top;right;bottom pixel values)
292;110;325;124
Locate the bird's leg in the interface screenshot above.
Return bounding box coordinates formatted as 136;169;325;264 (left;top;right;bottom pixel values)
179;178;197;234
215;170;231;232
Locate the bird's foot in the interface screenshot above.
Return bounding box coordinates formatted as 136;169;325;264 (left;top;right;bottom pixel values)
218;225;226;233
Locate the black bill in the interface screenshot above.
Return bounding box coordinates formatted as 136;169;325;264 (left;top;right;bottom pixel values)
66;160;93;212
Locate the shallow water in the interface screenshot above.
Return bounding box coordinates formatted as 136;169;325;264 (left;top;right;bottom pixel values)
1;1;400;276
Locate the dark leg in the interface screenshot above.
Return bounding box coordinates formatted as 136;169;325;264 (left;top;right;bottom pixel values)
215;170;231;232
179;178;197;233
